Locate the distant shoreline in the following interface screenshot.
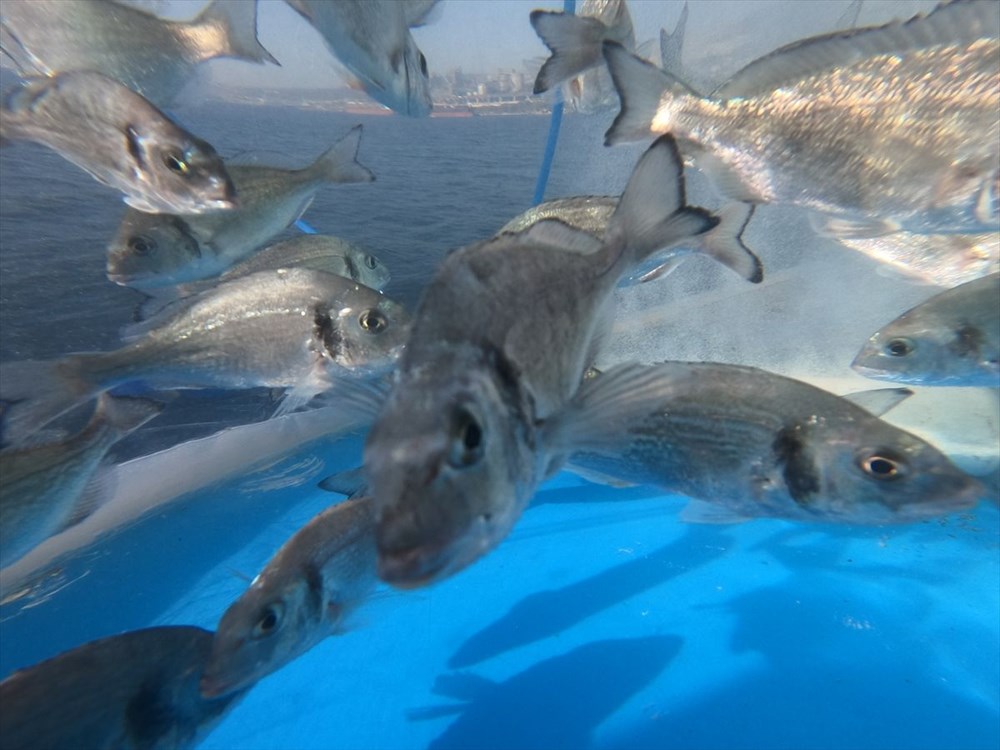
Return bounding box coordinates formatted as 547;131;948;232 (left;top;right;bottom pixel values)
198;91;554;117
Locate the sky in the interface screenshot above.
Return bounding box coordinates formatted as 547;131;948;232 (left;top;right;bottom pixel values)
92;0;940;89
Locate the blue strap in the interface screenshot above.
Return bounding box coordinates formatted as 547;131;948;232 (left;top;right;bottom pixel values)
295;219;318;234
532;0;576;206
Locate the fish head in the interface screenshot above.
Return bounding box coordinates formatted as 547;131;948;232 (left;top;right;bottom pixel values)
122;122;237;214
314;290;411;373
355;32;432;117
770;415;982;523
106;213;204;287
852;318;997;386
364;345;538;588
348;247;391;291
200;574;323;698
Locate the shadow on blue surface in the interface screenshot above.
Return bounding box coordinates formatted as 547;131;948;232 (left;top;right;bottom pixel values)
606;575;1000;750
449;524;732;669
416;636;682;750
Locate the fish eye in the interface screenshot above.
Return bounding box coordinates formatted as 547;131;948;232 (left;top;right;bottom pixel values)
449;407;484;467
163;151;189;175
251;602;285;639
358;309;387;333
885;337;914;357
364;255;378;269
858;451;907;481
419;52;428;77
128;236;155;255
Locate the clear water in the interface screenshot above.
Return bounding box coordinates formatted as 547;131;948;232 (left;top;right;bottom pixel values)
1;104;998;749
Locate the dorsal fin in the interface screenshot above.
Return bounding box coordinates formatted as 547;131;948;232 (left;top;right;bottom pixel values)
843;387;913;416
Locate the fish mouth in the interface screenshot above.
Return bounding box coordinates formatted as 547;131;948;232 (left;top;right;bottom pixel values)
199;672;236;699
376;536;454;589
849;358;893;380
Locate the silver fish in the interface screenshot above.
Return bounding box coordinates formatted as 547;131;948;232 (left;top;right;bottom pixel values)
497;196;762;283
200;496;376;698
134;234;392;322
106;126;375;287
0;71;236;214
0;269;410;441
214;234;390;290
602;0;1000;235
0;626;247;750
531;0;636;114
831;228;999;287
285;0;437;117
563;361;983;524
0;394;161;568
852;272;1000;386
0;0;277;108
364;135;719;588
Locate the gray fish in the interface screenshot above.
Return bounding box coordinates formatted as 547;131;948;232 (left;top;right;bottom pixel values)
831;229;999;288
134;234;392;321
0;394;162;568
497;196;762;283
285;0;437;117
0;71;236;214
214;234;390;290
364;135;719;588
531;0;636;113
106;126;375;288
852;272;1000;386
0;626;247;750
563;361;983;524
200;496;376;698
601;0;1000;235
0;0;277;108
0;269;410;441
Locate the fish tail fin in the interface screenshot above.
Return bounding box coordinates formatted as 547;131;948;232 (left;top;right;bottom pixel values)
603;41;700;145
92;393;164;437
607;134;718;270
659;1;689;76
195;0;280;66
310;126;376;184
698;202;763;283
530;11;609;94
0;358;101;444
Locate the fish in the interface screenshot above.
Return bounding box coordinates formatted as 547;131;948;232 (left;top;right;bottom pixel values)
0;626;248;750
531;0;636;113
134;234;392;322
210;234;390;291
0;0;277;108
0;394;162;568
200;495;377;698
0;71;236;214
364;135;720;588
106;126;375;288
285;0;438;117
829;228;999;288
600;0;1000;236
852;272;1000;387
562;361;983;524
497;196;763;283
0;269;411;442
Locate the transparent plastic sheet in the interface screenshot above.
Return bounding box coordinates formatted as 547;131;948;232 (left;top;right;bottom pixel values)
0;1;997;748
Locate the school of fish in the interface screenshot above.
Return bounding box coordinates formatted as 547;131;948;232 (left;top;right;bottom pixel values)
0;1;997;747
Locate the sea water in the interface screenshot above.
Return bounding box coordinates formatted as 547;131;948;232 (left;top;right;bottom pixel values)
1;101;998;749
